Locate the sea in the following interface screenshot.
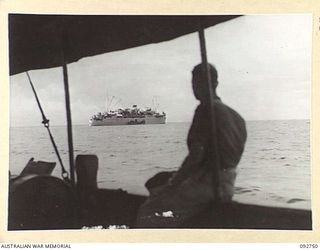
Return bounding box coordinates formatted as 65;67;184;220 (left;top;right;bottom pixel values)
9;120;311;210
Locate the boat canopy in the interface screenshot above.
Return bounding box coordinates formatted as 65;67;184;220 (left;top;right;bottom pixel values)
9;14;240;75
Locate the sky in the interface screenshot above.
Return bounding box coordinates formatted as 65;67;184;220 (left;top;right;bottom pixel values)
9;15;312;127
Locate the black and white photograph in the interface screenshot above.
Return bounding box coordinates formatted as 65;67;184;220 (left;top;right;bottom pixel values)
7;13;312;232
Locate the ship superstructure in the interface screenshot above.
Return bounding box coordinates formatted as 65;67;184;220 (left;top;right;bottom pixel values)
89;105;166;126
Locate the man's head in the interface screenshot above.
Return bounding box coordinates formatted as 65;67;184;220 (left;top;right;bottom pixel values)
192;63;218;103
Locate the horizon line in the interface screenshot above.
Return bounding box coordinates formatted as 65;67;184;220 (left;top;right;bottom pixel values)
9;118;310;128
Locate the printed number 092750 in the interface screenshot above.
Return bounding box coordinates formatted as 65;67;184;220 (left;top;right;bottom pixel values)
300;244;318;248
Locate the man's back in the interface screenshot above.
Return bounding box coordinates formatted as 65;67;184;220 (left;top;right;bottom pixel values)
188;98;247;171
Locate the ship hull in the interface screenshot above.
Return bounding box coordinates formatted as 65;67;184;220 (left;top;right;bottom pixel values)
89;116;166;126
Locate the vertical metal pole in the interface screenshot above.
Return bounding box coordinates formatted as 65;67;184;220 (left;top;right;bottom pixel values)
198;27;221;202
62;62;75;185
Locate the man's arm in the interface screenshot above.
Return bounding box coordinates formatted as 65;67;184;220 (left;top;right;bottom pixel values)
170;141;207;185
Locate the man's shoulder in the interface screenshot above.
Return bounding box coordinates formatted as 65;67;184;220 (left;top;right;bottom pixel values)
214;100;246;125
196;100;245;123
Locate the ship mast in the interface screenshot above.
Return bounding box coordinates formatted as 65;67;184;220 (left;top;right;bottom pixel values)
152;96;160;112
105;90;109;112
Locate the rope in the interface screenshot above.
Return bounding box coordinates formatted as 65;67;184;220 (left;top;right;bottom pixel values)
26;72;69;181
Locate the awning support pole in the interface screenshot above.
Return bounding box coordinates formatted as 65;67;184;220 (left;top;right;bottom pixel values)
198;27;221;202
62;62;75;186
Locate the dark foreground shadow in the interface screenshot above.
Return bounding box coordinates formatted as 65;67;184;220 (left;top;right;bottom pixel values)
8;183;312;230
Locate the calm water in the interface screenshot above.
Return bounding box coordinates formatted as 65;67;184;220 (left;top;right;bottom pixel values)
9;120;311;209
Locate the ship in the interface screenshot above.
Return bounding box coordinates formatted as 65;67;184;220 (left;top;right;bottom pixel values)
89;105;166;126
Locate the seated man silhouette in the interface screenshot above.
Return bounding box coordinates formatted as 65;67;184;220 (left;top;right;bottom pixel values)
136;63;247;227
